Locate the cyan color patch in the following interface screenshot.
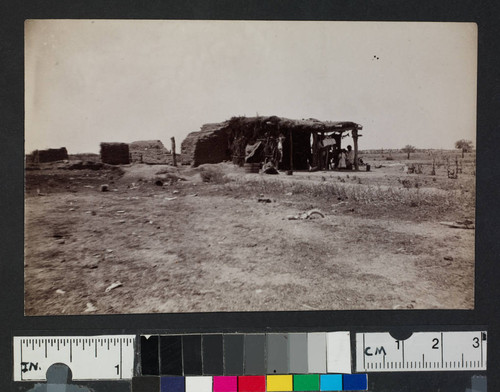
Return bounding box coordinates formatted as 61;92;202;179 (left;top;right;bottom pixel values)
319;374;342;391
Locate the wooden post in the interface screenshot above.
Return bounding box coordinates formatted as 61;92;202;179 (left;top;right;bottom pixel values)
288;129;293;174
171;137;177;166
312;132;318;168
352;129;359;171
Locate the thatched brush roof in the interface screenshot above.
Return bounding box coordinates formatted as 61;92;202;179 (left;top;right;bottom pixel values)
225;116;362;133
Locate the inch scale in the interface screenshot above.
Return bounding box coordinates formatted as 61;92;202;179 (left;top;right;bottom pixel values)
356;331;487;372
13;335;135;381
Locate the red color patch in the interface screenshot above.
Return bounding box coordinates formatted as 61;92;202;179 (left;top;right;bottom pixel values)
238;376;266;392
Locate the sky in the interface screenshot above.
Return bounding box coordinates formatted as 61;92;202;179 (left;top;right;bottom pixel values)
25;20;477;154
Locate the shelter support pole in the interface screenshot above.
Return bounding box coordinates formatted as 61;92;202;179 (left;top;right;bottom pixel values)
352;129;359;171
289;130;293;173
171;137;177;166
320;131;325;169
312;132;318;168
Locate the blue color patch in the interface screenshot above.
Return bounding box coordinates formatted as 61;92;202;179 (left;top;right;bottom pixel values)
161;376;185;392
319;374;342;391
343;374;367;391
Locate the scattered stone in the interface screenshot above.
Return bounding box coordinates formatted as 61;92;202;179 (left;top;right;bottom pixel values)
155;180;164;186
100;184;109;192
287;209;325;220
105;282;123;293
172;190;179;194
165;197;177;201
444;256;454;261
440;220;474;229
258;198;272;203
56;289;66;294
84;302;97;312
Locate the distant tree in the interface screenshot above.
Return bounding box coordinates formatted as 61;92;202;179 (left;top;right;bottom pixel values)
455;139;474;158
402;145;416;160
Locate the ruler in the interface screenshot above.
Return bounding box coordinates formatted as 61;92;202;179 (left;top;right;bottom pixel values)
13;335;135;381
356;331;487;372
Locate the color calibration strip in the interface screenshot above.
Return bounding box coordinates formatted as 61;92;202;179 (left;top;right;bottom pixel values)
132;374;368;392
141;332;351;377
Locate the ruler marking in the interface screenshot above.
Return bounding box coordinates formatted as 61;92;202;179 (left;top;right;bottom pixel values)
70;339;73;363
45;340;47;358
20;338;23;381
120;338;123;379
462;353;464;368
363;333;366;370
57;340;60;351
402;340;405;368
440;332;444;368
481;332;484;367
95;339;97;358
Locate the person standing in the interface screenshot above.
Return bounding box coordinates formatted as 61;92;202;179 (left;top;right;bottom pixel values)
346;145;355;170
338;149;347;169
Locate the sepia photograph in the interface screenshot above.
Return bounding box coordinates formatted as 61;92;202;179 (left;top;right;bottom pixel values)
24;20;477;315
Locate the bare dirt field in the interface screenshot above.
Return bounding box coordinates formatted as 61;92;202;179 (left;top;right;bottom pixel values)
24;152;476;315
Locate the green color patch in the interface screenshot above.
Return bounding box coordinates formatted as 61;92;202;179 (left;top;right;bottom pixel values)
293;374;320;391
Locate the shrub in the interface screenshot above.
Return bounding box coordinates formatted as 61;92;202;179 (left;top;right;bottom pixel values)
200;167;230;183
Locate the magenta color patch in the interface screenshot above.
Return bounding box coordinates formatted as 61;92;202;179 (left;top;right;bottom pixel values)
213;376;238;392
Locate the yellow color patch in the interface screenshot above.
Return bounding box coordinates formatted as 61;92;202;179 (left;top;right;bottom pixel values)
267;375;293;391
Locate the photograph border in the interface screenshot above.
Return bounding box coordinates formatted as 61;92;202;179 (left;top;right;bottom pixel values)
2;0;500;390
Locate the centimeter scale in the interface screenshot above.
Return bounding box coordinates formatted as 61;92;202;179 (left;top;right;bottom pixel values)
355;331;487;372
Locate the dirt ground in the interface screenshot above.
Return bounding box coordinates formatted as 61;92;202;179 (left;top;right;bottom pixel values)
24;153;475;315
